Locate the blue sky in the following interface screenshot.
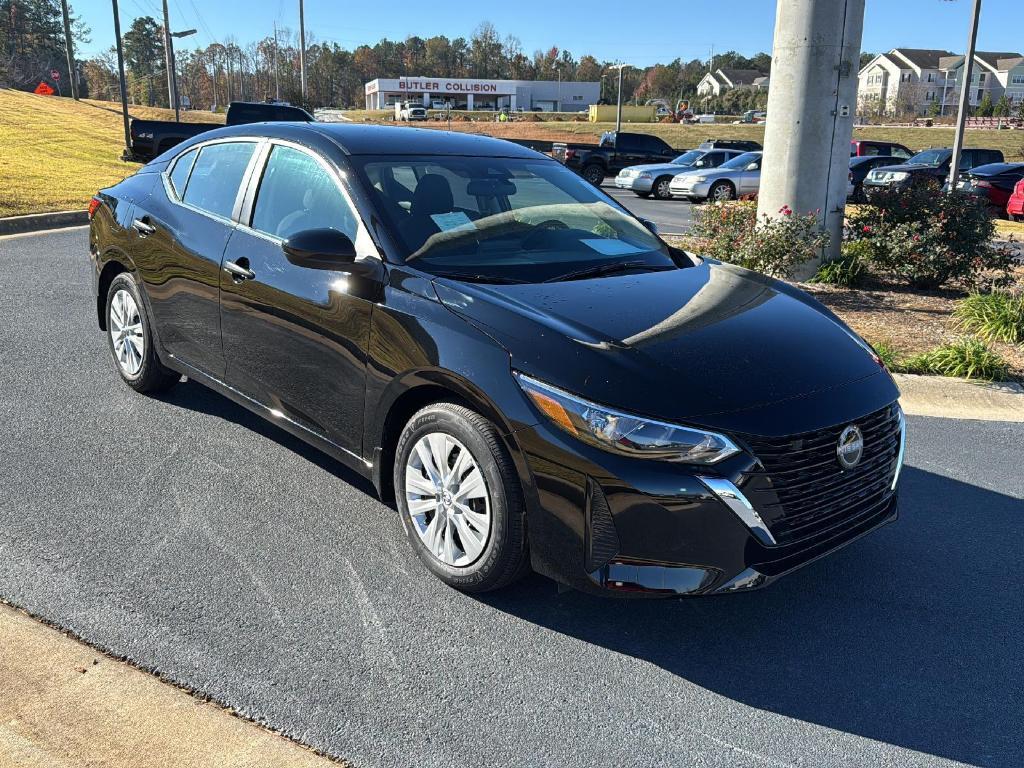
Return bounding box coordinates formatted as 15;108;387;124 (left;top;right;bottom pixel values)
75;0;1023;65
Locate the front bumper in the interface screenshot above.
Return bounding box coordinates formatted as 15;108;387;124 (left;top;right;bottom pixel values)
669;178;711;199
614;174;653;192
515;395;905;598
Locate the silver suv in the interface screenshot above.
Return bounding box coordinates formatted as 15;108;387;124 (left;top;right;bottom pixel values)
614;149;745;200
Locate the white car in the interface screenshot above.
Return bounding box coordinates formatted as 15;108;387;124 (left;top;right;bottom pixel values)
614;149;747;199
669;151;763;202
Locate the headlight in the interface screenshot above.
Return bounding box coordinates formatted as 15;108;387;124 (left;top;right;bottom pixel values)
692;176;709;183
515;373;740;464
888;171;910;182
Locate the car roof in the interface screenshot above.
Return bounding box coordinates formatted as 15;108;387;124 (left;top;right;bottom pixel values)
968;162;1024;175
850;155;898;165
181;122;545;159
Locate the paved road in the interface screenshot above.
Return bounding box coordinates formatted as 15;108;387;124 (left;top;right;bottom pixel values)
604;181;696;235
2;227;1022;768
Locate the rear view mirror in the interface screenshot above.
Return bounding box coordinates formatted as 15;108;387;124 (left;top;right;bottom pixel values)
467;178;517;197
282;228;357;270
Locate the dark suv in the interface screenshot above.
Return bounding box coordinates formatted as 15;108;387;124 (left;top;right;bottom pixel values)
863;147;1005;194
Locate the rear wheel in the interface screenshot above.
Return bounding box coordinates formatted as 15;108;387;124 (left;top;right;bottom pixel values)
105;272;178;394
652;176;674;200
708;181;735;202
581;164;605;186
394;403;529;593
633;191;652;198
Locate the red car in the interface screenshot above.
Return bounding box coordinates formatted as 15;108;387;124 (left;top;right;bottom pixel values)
850;140;913;160
1008;177;1024;222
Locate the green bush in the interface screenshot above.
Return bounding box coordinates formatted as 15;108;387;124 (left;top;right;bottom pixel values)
870;342;902;371
954;291;1024;344
903;338;1010;380
811;240;871;286
848;181;1012;290
690;202;830;278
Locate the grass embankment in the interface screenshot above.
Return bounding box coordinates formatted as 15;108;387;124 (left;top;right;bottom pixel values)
0;89;223;217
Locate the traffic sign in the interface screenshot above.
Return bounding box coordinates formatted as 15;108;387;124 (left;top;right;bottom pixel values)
50;69;60;81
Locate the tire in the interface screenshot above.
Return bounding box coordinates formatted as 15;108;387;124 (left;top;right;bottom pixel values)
633;191;652;198
105;272;179;394
581;164;605;186
394;402;529;593
652;176;674;200
708;180;735;202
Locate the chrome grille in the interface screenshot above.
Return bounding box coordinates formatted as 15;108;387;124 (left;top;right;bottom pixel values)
739;404;901;545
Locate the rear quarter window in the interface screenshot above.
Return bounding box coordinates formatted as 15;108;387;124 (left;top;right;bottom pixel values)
168;148;198;199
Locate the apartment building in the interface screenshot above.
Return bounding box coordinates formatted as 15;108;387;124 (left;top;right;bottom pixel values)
858;47;1024;116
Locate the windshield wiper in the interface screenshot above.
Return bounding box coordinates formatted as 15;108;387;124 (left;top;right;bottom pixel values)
431;271;529;285
543;260;674;283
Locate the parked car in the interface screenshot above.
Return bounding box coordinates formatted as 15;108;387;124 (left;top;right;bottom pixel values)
850;140;913;160
1008;177;1024;222
848;155;903;202
734;110;767;124
88;123;904;597
614;148;747;199
862;147;1005;195
670;151;763;202
948;162;1024;218
553;131;684;186
124;100;314;163
396;102;428;121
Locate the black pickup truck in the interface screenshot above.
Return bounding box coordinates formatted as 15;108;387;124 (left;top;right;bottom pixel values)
124;101;314;162
552;131;686;185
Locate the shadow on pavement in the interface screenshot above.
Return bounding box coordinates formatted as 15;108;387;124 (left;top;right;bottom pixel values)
480;467;1021;767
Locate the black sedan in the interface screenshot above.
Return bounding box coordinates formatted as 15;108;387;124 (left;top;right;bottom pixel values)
948;162;1024;217
848;155;903;202
88;123;906;597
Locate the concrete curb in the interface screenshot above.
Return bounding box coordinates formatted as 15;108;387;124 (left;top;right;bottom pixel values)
894;373;1024;422
0;210;88;236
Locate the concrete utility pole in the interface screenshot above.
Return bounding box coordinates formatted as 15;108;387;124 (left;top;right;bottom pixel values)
111;0;131;154
948;0;983;190
757;0;866;275
60;0;78;99
298;0;307;102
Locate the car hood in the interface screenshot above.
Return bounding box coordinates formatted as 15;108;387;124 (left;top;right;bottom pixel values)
623;162;691;174
872;162;937;174
433;261;891;430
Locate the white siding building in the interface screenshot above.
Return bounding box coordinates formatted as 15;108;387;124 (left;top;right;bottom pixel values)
364;77;600;112
696;69;769;97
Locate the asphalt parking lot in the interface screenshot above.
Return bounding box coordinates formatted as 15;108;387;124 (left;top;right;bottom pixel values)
604;181;696;234
2;227;1023;768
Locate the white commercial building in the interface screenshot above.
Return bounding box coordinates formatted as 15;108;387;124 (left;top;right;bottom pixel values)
364;77;600;112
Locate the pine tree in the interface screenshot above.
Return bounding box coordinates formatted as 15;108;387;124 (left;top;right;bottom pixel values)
976;92;994;117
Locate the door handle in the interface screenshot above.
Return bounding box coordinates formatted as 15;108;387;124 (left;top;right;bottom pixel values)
132;217;156;236
223;259;256;281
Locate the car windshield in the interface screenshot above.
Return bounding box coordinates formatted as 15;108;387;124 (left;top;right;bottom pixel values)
908;149;950;167
353;155;675;283
720;152;760;170
672;151;703;165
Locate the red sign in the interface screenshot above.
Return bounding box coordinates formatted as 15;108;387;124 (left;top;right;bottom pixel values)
50;69;60;81
34;82;55;95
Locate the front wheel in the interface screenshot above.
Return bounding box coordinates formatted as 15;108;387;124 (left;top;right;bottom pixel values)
652;176;674;200
105;272;179;394
708;181;735;202
394;403;529;593
581;164;605;186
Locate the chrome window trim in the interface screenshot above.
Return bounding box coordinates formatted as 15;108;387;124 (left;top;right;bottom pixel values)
159;136;266;228
699;476;778;546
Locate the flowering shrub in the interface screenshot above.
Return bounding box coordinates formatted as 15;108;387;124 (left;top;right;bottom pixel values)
847;181;1012;290
690;202;830;278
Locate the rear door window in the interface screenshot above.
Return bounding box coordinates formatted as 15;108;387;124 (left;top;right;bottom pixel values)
182;142;256;220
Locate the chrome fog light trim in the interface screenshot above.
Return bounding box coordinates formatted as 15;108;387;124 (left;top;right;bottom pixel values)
699;476;777;546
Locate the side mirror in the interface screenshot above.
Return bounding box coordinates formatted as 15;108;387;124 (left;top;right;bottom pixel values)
639;218;659;235
282;228;357;270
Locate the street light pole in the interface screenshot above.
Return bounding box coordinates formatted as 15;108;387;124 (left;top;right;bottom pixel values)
948;0;982;190
161;0;178;118
609;64;628;133
273;21;281;101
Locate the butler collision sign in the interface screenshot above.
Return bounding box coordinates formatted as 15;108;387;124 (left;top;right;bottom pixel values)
363;76;599;112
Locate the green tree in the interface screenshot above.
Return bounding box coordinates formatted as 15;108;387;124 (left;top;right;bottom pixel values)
992;94;1010;117
122;16;164;106
976;91;994;117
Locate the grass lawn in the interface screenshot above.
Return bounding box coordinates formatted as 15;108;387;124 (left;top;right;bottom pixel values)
0;89;223;217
